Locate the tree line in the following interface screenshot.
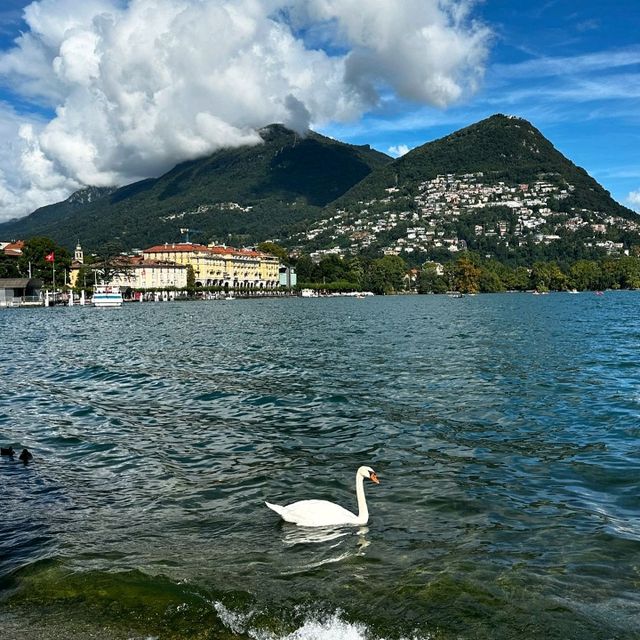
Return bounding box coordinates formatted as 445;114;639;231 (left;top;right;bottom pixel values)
3;237;639;295
0;237;133;290
294;251;640;294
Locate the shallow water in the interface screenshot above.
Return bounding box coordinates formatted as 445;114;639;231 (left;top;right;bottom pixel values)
1;292;639;639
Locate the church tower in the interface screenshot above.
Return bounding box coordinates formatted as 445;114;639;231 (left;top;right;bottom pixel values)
74;241;84;264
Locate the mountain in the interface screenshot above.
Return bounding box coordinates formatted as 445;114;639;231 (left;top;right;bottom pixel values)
2;114;638;265
294;114;640;263
0;125;391;250
339;114;634;217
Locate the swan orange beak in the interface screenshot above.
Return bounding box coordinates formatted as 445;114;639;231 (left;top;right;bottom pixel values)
370;472;380;484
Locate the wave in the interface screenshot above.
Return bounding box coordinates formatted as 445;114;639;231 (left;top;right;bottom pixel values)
214;602;429;640
0;560;430;640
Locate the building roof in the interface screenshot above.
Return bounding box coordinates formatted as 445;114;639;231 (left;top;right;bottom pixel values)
0;278;42;288
2;240;24;257
143;242;273;260
144;243;210;253
135;259;186;268
72;255;187;269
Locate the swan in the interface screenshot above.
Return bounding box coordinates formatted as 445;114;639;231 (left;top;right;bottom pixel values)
265;466;380;527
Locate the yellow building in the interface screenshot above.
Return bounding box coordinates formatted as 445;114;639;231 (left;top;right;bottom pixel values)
143;243;280;290
70;252;187;290
69;242;281;291
108;257;188;290
143;243;223;285
257;251;280;287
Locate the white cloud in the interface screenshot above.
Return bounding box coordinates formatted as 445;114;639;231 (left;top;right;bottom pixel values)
628;190;640;211
388;144;411;157
493;46;640;80
0;103;81;220
0;0;490;221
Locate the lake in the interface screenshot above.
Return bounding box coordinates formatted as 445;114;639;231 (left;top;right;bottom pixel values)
1;292;639;639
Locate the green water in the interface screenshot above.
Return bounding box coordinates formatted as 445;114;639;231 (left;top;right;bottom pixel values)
1;292;639;639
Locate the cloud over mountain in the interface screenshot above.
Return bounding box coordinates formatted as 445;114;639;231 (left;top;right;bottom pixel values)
388;144;410;158
0;0;490;221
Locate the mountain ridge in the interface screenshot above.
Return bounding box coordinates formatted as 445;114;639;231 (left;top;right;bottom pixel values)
293;115;639;264
0;125;391;249
1;115;637;264
337;114;635;220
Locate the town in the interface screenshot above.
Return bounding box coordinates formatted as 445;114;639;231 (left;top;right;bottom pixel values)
3;171;640;307
0;240;297;307
294;172;640;260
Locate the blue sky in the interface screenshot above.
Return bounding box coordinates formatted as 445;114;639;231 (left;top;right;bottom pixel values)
0;0;638;220
321;0;640;211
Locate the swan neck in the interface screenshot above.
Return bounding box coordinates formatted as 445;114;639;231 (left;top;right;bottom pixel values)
355;472;368;524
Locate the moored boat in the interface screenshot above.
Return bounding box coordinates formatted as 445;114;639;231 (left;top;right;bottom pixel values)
92;285;123;308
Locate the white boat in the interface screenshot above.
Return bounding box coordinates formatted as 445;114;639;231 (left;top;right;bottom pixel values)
92;285;123;308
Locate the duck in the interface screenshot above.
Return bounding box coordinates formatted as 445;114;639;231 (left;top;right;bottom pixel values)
19;449;33;463
1;446;15;456
265;465;380;527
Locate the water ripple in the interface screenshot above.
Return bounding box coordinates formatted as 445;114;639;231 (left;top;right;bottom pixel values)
1;293;640;639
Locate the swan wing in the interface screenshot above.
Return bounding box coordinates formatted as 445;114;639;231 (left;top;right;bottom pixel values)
266;499;358;527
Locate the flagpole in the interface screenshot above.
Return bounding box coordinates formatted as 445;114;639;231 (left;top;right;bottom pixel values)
45;251;55;303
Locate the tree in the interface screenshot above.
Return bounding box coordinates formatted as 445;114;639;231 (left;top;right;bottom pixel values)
294;254;316;282
0;254;20;278
317;254;348;283
568;260;601;291
452;254;481;293
345;256;365;289
92;242;133;284
186;264;196;294
607;256;640;289
73;264;96;293
478;259;507;293
479;269;505;293
257;241;288;262
18;237;71;287
530;261;567;291
363;255;407;294
511;266;531;291
417;262;447;294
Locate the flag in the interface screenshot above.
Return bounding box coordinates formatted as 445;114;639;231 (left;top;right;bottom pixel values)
45;252;55;262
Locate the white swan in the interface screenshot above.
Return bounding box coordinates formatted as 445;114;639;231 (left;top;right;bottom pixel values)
265;466;380;527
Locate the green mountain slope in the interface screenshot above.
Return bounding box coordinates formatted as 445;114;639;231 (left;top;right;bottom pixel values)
6;187;117;236
0;125;391;250
294;115;640;263
340;114;635;219
2;114;637;263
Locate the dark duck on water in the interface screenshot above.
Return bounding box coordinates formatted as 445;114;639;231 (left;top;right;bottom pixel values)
1;446;15;456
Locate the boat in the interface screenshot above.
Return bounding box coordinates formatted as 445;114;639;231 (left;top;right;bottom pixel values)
92;285;123;308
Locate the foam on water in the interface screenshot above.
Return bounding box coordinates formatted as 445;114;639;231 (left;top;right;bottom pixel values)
214;602;430;640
